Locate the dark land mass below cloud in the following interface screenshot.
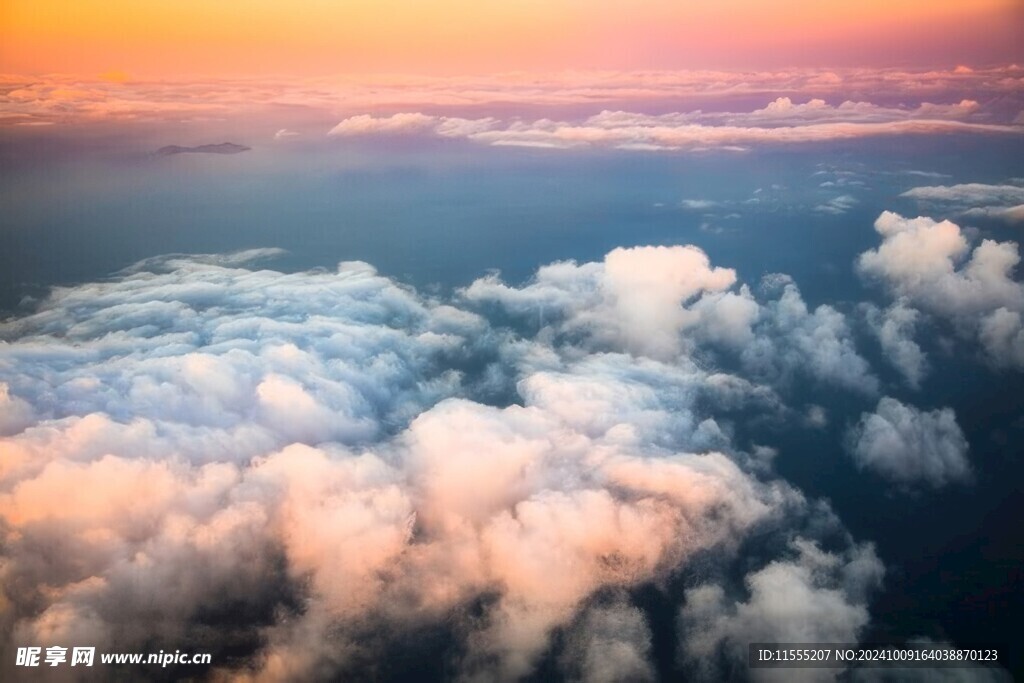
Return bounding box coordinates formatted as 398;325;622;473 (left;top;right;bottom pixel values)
156;142;250;156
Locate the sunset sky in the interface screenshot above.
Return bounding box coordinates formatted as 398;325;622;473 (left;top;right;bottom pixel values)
2;0;1022;76
3;2;1024;682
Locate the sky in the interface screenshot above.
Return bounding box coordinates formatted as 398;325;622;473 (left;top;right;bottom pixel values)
2;0;1022;75
2;3;1024;683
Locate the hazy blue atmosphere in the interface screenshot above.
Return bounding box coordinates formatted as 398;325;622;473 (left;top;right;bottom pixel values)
4;131;1022;308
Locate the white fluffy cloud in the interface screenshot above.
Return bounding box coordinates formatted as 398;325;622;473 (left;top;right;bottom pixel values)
0;253;479;453
863;301;929;389
327;113;499;137
0;247;884;681
0;382;34;436
857;212;1021;316
680;538;883;682
328;112;439;135
465;249;877;394
846;397;971;489
464;245;737;360
857;211;1024;367
978;307;1024;367
561;596;655;683
739;279;878;395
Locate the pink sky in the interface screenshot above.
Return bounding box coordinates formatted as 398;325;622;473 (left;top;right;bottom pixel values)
1;0;1022;77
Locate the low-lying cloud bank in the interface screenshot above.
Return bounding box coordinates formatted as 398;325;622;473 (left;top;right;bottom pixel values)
900;182;1024;226
4;64;1023;128
2;207;1018;678
327;102;1022;152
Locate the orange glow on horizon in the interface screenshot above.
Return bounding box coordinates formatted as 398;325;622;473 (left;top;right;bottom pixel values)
1;0;1020;76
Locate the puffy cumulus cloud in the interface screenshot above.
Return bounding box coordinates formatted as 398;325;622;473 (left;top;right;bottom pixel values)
857;212;1024;368
327;113;498;138
739;279;879;395
464;245;737;361
465;247;877;395
601;246;736;356
863;301;929;389
0;250;485;676
560;595;655;683
0;251;481;450
0;382;34;436
846;397;970;489
978;307;1024;368
0;247;882;681
328;112;439;135
2;454;281;654
679;538;883;682
857;212;1021;314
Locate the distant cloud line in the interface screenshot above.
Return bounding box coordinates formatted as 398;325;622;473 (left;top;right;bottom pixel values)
3;64;1023;128
326;106;1022;152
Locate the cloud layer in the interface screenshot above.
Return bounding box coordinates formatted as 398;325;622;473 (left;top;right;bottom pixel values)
0;245;890;681
900;182;1024;226
4;64;1023;133
6;199;1020;677
327;106;1022;153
